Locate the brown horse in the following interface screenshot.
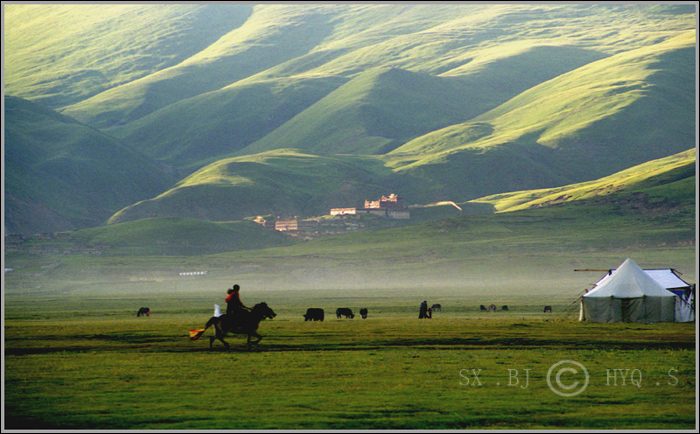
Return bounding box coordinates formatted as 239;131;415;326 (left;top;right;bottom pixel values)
191;302;276;350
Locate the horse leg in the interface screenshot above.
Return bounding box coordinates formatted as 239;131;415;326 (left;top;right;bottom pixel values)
210;326;230;349
219;328;230;349
246;332;262;350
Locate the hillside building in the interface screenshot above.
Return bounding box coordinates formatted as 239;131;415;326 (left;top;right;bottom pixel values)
331;193;410;219
330;208;357;216
274;219;318;232
260;193;410;237
365;194;405;210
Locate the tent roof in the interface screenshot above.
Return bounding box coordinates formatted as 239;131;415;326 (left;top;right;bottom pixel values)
594;267;692;291
634;269;690;290
584;258;676;298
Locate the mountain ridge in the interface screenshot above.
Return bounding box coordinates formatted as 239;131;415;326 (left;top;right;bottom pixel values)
3;4;696;235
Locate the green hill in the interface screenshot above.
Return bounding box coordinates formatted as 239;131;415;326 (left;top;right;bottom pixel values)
3;4;696;235
4;96;177;234
237;43;602;156
470;148;696;213
477;31;696;170
70;217;295;256
104;31;696;223
8;147;694;296
112;76;345;169
113;43;605;168
3;4;252;108
14;151;692;291
56;5;342;128
106;150;397;224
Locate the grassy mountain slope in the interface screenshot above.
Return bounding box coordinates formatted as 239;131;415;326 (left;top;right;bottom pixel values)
18;152;692;290
107;30;696;216
239;45;604;157
46;5;694;139
4;96;177;234
113;76;346;168
3;4;251;108
106;150;398;224
115;43;606;167
385;31;696;200
390;30;695;159
470;149;696;213
70;217;295;256
239;67;476;155
3;4;696;235
57;5;340;128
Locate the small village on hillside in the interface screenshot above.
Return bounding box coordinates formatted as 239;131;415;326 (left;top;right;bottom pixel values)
254;194;411;238
3;194;412;257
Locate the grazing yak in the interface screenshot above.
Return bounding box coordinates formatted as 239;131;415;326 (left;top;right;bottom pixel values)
544;305;553;313
359;308;368;319
336;308;355;319
430;304;442;312
137;307;150;317
502;305;509;311
303;308;325;322
489;304;497;312
480;305;488;311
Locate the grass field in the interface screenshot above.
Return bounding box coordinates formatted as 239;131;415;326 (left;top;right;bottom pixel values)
3;286;696;430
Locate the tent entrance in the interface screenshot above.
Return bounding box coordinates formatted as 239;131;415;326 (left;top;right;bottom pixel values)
613;298;642;323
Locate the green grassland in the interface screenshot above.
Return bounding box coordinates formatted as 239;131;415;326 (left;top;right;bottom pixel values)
4;293;696;430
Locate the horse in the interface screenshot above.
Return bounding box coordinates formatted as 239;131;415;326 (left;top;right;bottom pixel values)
191;302;276;350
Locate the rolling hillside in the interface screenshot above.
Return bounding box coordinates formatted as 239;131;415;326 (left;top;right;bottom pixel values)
66;148;694;258
70;217;295;256
3;4;696;235
8;149;692;296
3;4;252;108
107;150;398;223
470;148;696;213
4;96;177;234
387;31;696;198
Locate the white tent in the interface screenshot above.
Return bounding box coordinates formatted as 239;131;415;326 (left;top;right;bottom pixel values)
579;258;677;323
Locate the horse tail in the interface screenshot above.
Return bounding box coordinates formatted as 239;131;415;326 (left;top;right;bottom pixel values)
190;316;219;340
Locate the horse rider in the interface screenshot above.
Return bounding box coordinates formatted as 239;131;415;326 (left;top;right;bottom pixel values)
225;284;251;327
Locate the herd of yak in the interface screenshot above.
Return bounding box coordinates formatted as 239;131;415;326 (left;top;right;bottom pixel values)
139;304;554;320
136;303;554;350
